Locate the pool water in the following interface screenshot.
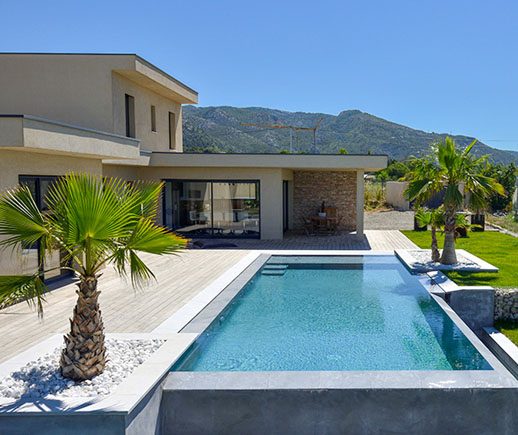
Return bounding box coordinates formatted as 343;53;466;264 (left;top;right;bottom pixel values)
172;256;492;372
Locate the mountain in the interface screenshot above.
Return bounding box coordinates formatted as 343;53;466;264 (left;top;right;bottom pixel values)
183;106;518;165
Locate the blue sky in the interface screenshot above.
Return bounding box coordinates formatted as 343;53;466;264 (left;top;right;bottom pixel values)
1;0;518;151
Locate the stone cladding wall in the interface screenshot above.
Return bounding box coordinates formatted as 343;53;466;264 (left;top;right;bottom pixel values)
292;171;357;231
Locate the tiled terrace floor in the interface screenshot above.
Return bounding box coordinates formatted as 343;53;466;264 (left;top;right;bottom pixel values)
193;230;417;251
0;230;417;363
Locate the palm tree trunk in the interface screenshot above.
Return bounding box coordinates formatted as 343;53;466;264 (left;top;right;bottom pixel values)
431;226;440;262
60;275;106;381
440;206;458;265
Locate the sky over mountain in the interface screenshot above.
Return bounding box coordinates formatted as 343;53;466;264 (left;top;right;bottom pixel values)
183;106;518;165
2;1;518;151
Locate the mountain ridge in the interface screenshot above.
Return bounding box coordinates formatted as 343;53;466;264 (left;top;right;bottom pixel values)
183;105;518;165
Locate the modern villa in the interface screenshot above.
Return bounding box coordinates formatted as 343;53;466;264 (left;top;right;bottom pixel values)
0;53;386;276
3;53;518;435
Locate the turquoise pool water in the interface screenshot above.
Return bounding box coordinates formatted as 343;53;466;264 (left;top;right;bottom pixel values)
172;255;492;372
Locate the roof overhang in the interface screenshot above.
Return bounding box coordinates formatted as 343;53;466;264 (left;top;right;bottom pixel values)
114;56;198;104
0;115;141;160
148;152;387;171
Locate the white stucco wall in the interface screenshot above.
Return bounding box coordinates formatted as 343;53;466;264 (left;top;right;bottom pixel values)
386;181;409;210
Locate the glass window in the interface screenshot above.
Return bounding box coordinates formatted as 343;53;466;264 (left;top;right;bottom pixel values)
212;182;259;237
169;112;176;149
151;105;156;132
164;181;212;237
125;94;135;138
163;180;260;238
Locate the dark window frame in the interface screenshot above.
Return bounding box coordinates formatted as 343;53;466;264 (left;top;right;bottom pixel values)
168;112;176;149
125;94;136;138
162;179;261;239
150;105;157;132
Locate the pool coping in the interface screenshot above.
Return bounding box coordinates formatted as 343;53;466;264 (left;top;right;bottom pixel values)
166;250;518;391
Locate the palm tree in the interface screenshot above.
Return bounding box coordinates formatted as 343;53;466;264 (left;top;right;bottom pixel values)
0;173;186;381
405;137;504;264
415;208;444;262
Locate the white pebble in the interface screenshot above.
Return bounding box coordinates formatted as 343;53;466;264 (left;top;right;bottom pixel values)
0;338;165;400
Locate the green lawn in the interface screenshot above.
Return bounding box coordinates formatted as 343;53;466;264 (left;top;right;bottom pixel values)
495;320;518;346
401;230;518;288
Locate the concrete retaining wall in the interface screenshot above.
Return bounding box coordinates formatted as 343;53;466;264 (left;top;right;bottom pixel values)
495;288;518;321
447;287;495;330
161;387;518;435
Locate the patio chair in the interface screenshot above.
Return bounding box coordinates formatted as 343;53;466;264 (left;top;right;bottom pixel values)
324;206;338;217
331;216;343;234
301;217;313;236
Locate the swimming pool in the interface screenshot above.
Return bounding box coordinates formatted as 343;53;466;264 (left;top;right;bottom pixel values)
172;255;492;372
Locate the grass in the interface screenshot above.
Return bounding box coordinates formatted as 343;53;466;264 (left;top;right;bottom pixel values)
401;230;518;288
495;320;518;346
486;214;518;234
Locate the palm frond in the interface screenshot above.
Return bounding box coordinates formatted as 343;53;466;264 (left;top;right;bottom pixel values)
0;274;49;316
125;218;187;255
415;209;431;227
45;173;146;272
0;185;47;251
127;180;164;220
128;250;156;288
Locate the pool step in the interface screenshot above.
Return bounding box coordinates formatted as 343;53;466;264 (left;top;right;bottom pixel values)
261;264;288;276
264;264;288;270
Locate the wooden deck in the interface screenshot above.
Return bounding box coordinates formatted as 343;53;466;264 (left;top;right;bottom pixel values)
0;230;417;363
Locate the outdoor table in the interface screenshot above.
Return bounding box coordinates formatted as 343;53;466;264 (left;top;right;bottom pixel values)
310;216;337;233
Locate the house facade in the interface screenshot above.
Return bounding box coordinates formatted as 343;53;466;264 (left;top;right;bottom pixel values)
0;53;387;276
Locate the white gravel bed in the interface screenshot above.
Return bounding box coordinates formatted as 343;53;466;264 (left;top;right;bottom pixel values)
0;338;165;400
407;250;480;270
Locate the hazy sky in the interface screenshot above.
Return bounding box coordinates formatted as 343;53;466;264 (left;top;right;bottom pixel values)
1;0;518;151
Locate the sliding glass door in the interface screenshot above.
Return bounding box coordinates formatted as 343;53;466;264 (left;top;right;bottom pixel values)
163;180;260;238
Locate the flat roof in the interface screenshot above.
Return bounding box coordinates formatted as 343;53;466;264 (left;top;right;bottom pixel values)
150;151;388;171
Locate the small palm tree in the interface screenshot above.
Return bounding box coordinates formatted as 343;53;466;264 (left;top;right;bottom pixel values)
0;173;186;381
405;137;504;264
415;208;444;262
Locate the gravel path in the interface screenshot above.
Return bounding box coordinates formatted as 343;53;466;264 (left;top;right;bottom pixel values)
0;338;165;400
365;210;414;230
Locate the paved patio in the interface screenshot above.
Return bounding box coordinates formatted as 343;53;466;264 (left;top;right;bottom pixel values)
192;230;417;251
0;230;417;363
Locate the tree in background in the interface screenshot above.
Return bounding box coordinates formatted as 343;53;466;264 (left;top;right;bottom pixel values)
415;208;444;262
0;174;186;381
376;159;411;181
479;162;517;211
405;137;504;264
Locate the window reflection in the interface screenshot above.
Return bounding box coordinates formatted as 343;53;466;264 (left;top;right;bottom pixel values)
164;180;260;238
